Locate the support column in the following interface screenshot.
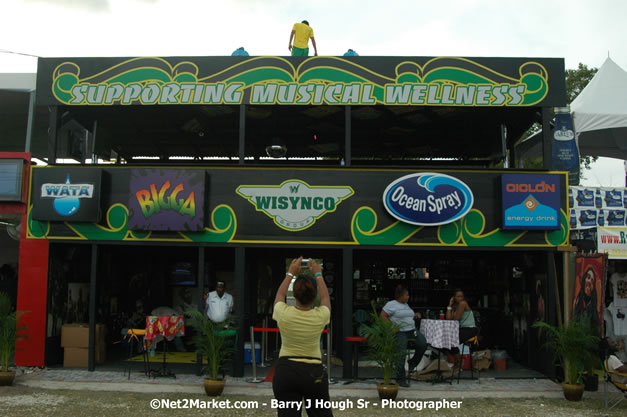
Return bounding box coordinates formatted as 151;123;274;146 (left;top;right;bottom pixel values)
48;106;59;164
234;247;246;377
15;217;49;366
344;106;351;167
542;107;552;170
196;246;205;375
88;244;98;371
25;90;36;153
239;104;246;164
342;248;353;379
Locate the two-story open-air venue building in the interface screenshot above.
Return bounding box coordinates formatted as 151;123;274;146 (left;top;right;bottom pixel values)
8;54;569;379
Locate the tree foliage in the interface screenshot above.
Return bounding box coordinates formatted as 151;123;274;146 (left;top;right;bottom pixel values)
566;63;598;104
567;63;600;174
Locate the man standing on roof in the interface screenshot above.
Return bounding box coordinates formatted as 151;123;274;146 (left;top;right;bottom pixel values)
288;20;318;57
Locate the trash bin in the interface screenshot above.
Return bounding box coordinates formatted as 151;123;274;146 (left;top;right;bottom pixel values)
244;342;261;364
492;349;507;371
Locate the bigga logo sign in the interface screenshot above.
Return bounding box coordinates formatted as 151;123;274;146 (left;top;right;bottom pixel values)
236;180;354;231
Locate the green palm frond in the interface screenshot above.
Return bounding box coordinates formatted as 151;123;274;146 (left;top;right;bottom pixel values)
184;308;235;380
0;292;29;372
532;316;599;384
360;307;404;385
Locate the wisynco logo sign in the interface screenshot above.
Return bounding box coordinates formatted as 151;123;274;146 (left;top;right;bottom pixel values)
382;173;474;226
236;180;354;231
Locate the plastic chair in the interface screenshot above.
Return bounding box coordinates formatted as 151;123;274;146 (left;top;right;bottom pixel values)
604;359;627;409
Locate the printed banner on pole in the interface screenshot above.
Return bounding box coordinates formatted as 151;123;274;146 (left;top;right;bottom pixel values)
552;111;580;185
573;253;606;335
597;227;627;259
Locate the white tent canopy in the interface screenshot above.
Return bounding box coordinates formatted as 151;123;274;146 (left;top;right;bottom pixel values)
571;57;627;159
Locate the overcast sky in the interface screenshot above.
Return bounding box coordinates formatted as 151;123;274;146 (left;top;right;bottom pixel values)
1;0;625;186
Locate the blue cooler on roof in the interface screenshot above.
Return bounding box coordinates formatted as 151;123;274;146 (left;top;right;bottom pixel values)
244;342;261;364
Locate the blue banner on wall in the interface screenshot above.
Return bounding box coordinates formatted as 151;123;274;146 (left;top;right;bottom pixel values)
552;111;580;185
502;174;561;230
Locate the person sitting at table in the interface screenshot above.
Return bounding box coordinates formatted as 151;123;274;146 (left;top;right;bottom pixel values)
444;289;479;366
147;305;186;354
380;285;428;387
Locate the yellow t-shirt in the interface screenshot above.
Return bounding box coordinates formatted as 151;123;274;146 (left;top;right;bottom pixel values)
292;23;314;49
273;301;330;363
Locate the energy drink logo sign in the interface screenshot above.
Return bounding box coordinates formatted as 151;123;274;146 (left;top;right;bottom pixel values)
48;57;549;107
502;174;560;230
128;169;205;231
236;180;354;231
31;168;102;222
382;173;474;226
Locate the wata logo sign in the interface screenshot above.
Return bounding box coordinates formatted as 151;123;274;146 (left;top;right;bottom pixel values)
41;175;94;216
382;173;474;226
236;180;354;231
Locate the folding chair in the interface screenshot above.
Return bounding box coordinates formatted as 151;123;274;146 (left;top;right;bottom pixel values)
123;328;149;379
604;359;627;409
457;327;481;384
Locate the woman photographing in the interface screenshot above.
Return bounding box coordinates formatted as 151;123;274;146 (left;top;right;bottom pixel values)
272;257;333;417
445;289;479;365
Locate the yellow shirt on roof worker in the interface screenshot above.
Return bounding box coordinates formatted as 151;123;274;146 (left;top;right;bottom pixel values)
289;20;318;57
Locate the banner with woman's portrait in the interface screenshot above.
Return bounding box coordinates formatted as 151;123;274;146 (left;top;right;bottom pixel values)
572;253;607;335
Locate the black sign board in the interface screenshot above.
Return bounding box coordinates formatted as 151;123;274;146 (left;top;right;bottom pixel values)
31;168;102;222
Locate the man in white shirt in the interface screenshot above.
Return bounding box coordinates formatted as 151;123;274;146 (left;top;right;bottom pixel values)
205;282;234;324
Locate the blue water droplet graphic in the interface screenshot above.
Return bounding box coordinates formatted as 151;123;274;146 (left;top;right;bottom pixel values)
54;197;80;216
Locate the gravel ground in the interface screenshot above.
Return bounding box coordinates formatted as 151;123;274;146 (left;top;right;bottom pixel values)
0;385;625;417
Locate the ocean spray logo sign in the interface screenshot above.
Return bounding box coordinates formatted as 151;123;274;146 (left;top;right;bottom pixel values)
41;176;94;216
236;180;354;231
382;173;474;226
502;174;560;230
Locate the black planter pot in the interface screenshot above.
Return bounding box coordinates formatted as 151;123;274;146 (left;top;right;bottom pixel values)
583;373;598;392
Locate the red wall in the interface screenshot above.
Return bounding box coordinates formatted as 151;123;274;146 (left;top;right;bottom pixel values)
15;213;49;366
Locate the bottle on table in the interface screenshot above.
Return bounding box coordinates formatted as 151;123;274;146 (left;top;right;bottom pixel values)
439;310;444;320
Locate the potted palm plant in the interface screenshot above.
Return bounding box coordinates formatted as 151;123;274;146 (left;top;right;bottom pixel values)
184;309;235;396
0;292;28;386
532;315;599;401
360;307;405;400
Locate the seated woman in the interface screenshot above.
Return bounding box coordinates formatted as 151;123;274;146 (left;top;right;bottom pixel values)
380;286;428;387
445;289;479;365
